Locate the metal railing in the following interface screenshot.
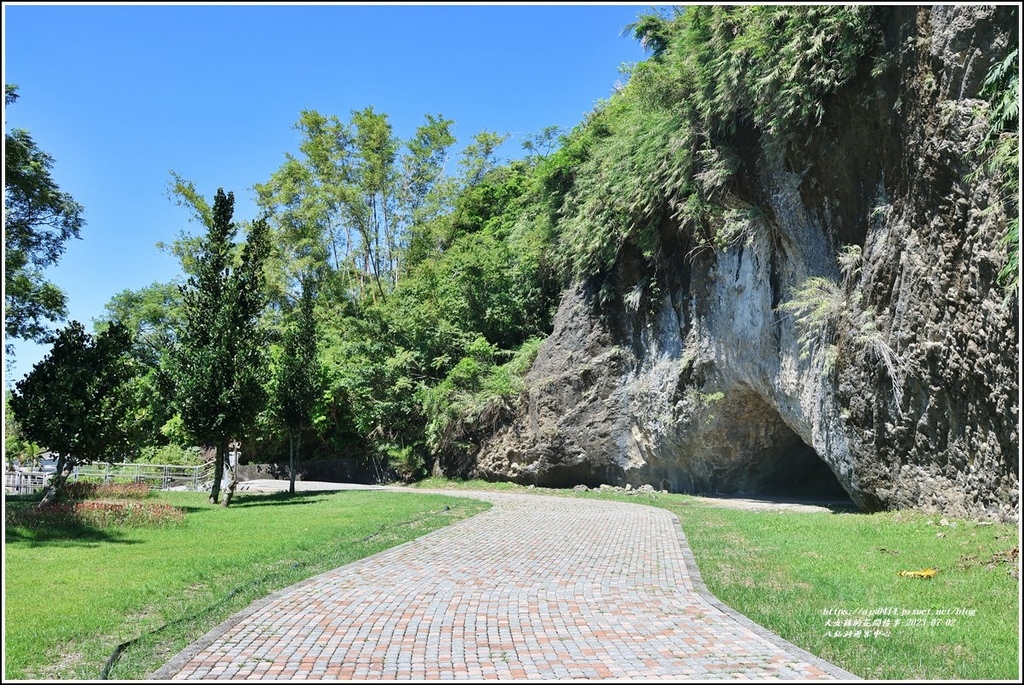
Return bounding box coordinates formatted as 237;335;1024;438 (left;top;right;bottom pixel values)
5;462;217;495
4;470;49;495
71;462;216;491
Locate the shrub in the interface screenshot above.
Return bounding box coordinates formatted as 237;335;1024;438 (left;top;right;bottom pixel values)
6;499;184;530
136;443;203;465
421;336;543;460
64;481;152;500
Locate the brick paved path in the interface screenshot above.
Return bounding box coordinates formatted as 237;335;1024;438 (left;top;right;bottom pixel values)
153;491;856;680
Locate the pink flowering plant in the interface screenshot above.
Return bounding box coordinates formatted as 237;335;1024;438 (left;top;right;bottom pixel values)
6;497;184;531
63;481;152;500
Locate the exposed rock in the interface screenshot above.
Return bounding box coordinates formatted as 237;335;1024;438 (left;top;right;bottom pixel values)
475;6;1018;522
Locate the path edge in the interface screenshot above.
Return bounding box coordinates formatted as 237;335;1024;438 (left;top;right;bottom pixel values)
667;509;863;680
148;492;494;680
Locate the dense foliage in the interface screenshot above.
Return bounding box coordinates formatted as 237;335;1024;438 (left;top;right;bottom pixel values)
8;321;138;503
4;84;84;352
162;187;270;505
555;6;881;283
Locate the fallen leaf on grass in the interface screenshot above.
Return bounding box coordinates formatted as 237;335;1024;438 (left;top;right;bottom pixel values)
987;546;1019;579
897;567;939;579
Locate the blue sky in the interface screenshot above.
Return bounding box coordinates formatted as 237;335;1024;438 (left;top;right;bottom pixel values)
3;2;659;386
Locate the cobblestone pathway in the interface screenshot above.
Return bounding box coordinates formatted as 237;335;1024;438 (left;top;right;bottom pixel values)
153;490;856;680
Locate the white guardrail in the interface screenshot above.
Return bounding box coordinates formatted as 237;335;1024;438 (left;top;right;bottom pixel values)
5;461;217;495
4;470;49;495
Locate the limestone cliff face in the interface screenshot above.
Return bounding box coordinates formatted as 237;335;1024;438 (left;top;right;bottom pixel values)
472;6;1019;521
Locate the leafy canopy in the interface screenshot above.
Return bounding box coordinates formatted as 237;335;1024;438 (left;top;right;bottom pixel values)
4;84;85;349
9;321;138;469
164;187;271;448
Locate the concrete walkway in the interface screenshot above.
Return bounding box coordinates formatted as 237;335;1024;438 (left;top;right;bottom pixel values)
152;488;857;680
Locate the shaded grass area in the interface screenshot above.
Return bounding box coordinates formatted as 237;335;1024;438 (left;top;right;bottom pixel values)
411;478;1020;681
4;489;488;680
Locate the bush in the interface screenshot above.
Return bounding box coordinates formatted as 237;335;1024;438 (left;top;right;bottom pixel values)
6;499;184;530
421;336;543;460
63;481;152;501
136;443;203;465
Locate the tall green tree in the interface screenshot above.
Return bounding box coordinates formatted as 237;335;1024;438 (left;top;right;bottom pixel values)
255;109;455;303
8;321;137;505
164;186;270;506
95;281;184;449
97;281;183;368
457;130;509;187
4;84;85;353
273;280;321;495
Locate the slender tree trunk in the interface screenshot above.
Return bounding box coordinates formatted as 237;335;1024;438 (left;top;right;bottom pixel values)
371;197;388;301
210;440;225;504
221;440;237;507
38;453;70;507
381;193;399;288
380;195;392;279
288;431;296;496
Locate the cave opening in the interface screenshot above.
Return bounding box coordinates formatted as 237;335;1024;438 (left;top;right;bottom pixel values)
677;388;854;504
747;431;852;501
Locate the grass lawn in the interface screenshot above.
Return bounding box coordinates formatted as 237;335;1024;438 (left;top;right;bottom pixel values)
648;495;1020;680
3;488;489;680
413;478;1021;681
5;479;1019;680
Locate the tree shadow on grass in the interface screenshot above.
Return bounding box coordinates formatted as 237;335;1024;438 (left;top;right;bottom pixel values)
5;524;145;547
226;491;333;508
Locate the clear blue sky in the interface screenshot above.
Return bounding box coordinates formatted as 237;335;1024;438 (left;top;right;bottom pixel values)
3;2;659;387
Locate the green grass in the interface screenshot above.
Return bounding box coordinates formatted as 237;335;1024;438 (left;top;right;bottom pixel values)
6;480;1019;680
412;478;1020;680
653;498;1019;680
4;489;489;680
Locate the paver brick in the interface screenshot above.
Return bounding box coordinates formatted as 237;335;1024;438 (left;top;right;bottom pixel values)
153;491;856;680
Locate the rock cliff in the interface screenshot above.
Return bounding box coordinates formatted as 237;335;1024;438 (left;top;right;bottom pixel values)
472;6;1019;521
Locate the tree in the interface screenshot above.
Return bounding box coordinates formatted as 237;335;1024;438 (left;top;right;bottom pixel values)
457;130;509;188
95;281;185;450
8;321;137;505
97;281;183;368
5;389;41;470
521;125;565;164
4;84;85;353
255;109;456;303
273;279;321;495
164;186;270;506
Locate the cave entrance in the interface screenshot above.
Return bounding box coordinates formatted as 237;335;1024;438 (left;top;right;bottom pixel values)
747;430;851;500
689;388;852;503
